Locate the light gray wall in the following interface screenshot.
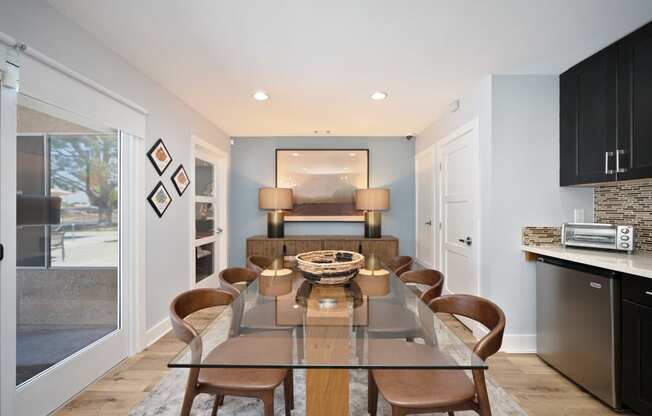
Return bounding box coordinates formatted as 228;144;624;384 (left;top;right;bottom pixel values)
229;137;415;266
416;75;593;348
487;75;593;337
1;0;231;330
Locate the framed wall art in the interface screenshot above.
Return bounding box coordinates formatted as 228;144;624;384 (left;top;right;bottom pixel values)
276;149;369;222
147;181;172;217
147;138;173;175
171;164;190;196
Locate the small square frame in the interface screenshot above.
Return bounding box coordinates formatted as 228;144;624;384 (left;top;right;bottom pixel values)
147;138;173;175
147;181;172;217
171;164;191;196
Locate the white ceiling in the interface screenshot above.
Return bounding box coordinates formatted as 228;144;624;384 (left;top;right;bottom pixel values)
48;0;652;137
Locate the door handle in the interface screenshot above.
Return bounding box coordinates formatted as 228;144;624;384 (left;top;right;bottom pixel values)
616;149;627;173
458;237;472;246
605;151;615;174
645;291;652;296
216;227;224;234
425;220;432;226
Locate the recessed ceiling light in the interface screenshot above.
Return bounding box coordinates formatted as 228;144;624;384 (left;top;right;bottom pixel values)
253;91;269;101
349;152;356;157
292;152;300;157
371;91;388;101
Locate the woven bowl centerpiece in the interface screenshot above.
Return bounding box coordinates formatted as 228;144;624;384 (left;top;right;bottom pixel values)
296;250;365;285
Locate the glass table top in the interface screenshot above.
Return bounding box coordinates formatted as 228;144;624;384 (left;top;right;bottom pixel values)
169;257;486;370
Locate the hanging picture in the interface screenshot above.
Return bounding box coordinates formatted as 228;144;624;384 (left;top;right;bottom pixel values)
147;181;172;217
171;164;190;196
147;138;173;175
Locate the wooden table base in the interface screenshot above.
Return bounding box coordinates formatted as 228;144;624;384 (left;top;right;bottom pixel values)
305;285;353;415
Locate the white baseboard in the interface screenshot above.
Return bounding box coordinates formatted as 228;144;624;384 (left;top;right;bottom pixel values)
474;325;537;353
143;317;172;348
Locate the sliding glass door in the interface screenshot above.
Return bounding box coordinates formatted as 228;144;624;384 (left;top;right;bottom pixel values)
9;94;127;414
16;94;122;388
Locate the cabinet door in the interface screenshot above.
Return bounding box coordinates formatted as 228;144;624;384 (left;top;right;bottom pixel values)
560;46;618;185
618;22;652;181
622;300;652;415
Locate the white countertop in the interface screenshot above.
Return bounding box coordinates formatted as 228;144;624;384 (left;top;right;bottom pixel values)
521;245;652;279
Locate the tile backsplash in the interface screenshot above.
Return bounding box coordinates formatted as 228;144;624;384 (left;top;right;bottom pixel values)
522;226;561;246
595;178;652;253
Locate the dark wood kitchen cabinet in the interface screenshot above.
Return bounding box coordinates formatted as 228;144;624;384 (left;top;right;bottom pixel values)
622;274;652;415
560;21;652;186
560;46;618;185
618;22;652;181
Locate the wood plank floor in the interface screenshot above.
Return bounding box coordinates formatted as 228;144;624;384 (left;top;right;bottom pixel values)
56;309;632;416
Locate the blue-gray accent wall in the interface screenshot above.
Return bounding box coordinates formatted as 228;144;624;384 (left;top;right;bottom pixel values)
228;137;415;266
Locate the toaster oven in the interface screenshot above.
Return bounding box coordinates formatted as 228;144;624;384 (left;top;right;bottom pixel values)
561;223;635;252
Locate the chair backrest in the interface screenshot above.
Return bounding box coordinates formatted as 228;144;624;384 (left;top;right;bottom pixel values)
219;267;259;295
387;256;413;276
400;269;444;304
169;288;234;345
428;294;505;361
246;255;274;274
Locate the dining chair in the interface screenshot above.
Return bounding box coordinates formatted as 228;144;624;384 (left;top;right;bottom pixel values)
367;269;445;345
246;255;274;275
399;269;444;305
218;267;259;296
169;288;293;416
385;255;413;276
368;294;506;416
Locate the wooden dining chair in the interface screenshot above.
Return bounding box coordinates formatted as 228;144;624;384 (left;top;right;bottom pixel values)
399;269;444;305
219;267;259;295
368;294;506;416
170;288;293;416
385;256;413;276
246;255;274;275
367;269;445;344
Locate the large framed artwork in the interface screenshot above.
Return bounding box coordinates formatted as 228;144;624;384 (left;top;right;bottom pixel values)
276;149;369;222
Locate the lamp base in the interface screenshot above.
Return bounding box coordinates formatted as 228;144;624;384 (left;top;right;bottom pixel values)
267;211;285;238
364;211;382;238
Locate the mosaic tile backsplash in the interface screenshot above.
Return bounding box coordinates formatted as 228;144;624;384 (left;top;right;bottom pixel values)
522;227;561;246
595;178;652;253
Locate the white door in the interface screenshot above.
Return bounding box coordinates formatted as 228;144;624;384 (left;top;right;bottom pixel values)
438;120;479;302
192;142;227;289
415;148;435;268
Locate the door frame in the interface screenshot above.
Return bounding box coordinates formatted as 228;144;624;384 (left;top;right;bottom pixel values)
414;145;437;269
189;135;229;289
0;46;19;416
435;118;483;334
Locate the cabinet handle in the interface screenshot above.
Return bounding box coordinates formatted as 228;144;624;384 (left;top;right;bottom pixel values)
616;149;627;173
645;291;652;296
605;151;615;174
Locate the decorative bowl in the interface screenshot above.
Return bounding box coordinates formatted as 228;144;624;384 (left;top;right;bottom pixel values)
296;250;365;285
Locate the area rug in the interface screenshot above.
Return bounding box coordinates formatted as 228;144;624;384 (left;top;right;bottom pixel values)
129;309;527;415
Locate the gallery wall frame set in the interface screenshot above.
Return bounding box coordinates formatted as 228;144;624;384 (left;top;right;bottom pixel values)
147;181;172;218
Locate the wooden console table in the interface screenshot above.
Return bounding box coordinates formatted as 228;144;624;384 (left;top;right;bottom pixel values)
246;235;399;263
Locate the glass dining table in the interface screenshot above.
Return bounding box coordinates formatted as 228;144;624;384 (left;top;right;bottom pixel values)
169;256;486;415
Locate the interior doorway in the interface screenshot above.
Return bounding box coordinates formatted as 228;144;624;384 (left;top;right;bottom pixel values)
191;136;229;289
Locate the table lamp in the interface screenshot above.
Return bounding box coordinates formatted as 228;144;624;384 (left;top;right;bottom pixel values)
259;187;293;238
356;188;389;238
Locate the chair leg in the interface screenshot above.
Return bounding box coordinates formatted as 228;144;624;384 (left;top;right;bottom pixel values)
448;412;455;416
180;370;199;416
473;369;492;416
284;369;294;410
211;395;222;416
392;406;407;416
368;371;378;416
262;390;275;416
283;373;292;416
